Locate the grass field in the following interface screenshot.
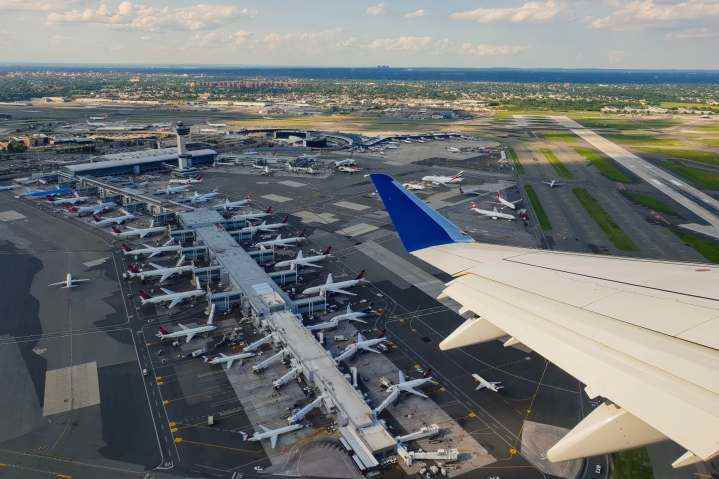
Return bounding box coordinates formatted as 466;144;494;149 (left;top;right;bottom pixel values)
612;448;654;479
542;130;579;144
623;192;678;215
573;188;638;251
672;229;719;263
575;147;633;183
524;185;552;231
506;147;524;175
573;117;677;131
541;148;573;179
661;161;719;190
636;147;719;167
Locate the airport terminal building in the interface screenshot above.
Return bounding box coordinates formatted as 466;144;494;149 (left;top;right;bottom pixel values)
62;147;217;177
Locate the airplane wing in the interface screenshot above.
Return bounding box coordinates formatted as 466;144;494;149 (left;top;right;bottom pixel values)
148;262;163;270
361;346;381;354
302;262;323;268
168;298;182;309
71;278;91;283
404;387;428;399
159;272;173;283
371;173;719;467
178;324;189;330
160;287;174;295
48;281;65;287
270;433;278;449
185;332;195;343
225;359;234;370
330;288;356;296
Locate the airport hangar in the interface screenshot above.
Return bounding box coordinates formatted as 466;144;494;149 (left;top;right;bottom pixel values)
61;147;217;177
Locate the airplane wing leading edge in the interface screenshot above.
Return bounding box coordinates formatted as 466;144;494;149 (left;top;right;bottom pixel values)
369;173;719;468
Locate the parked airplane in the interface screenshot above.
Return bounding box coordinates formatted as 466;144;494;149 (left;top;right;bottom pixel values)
305;305;368;332
255;233;305;250
157;304;217;342
472;374;503;392
20;186;72;198
121;239;180;258
93;210;137;226
188;189;220;205
215;196;251;212
543;179;564;188
248;423;304;449
373;371;435;416
369;172;719;467
168;175;203;185
334;332;387;363
48;272;91;289
230;207;273;223
231;216;288;236
206;351;255;370
154;184;190;195
496;192;522;210
403;182;426;191
469;202;516;221
447;146;461;153
112;222;166;239
301;271;367;297
287;396;324;424
421;171;464;186
70;201;115;216
338;165;361;173
139;286;205;309
127;256;194;283
274;246;332;271
48;192;89;206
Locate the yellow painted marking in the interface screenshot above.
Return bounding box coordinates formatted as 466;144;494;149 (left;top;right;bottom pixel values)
467;411;477;418
174;437;183;444
170;427;178;433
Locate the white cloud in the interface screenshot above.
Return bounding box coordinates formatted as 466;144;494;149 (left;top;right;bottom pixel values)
450;0;562;23
47;2;257;32
589;0;719;30
460;42;529;56
190;30;253;48
262;28;343;50
365;3;387;16
403;8;426;19
666;26;719;38
0;0;75;12
607;49;627;64
366;36;433;52
344;35;528;57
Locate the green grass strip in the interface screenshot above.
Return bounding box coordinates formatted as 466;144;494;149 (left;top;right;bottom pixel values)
573;188;638;251
661;160;719;190
671;229;719;263
575;147;633;183
506;147;524;175
612;448;654;479
541;148;573;179
524;185;552;231
623;192;677;216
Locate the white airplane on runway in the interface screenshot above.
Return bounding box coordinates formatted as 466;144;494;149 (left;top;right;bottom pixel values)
403;182;427;191
112;222;166;239
155;184;190;195
47;192;89;206
369;172;719;467
543;179;564;188
121;239;180;258
274;246;332;271
421;170;464;186
48;272;91;289
206;351;255;370
139;286;205;309
305;304;368;332
469;202;515;221
214;196;251;212
127;256;194;283
255;233;305;250
93;210;137;226
168;175;203;185
373;370;435;417
157;304;217;343
472;374;503;392
496;192;522;210
248;423;304;449
334;332;387;363
188;189;220;205
70;201;115;216
301;271;367;297
230;207;273;223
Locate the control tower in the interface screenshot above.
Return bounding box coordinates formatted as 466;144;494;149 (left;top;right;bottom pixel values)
175;121;194;172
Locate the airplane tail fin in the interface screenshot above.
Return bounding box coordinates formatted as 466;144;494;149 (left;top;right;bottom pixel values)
93;214;102;222
69;206;78;213
128;263;140;274
282;215;289;223
138;290;151;300
265;207;273;214
322;246;332;255
325;273;334;285
121;244;130;252
111;226;121;235
159;325;169;334
370;174;473;253
355;270;366;280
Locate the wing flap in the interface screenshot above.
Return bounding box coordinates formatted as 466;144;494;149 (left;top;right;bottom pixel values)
439;273;719;461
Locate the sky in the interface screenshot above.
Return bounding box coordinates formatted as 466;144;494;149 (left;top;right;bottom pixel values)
1;0;718;69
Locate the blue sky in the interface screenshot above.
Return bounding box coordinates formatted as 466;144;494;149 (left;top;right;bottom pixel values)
1;0;718;68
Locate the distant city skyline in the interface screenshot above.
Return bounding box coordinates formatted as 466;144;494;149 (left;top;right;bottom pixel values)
1;0;718;69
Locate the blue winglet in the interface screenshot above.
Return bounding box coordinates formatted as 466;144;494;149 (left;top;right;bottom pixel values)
370;173;474;252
